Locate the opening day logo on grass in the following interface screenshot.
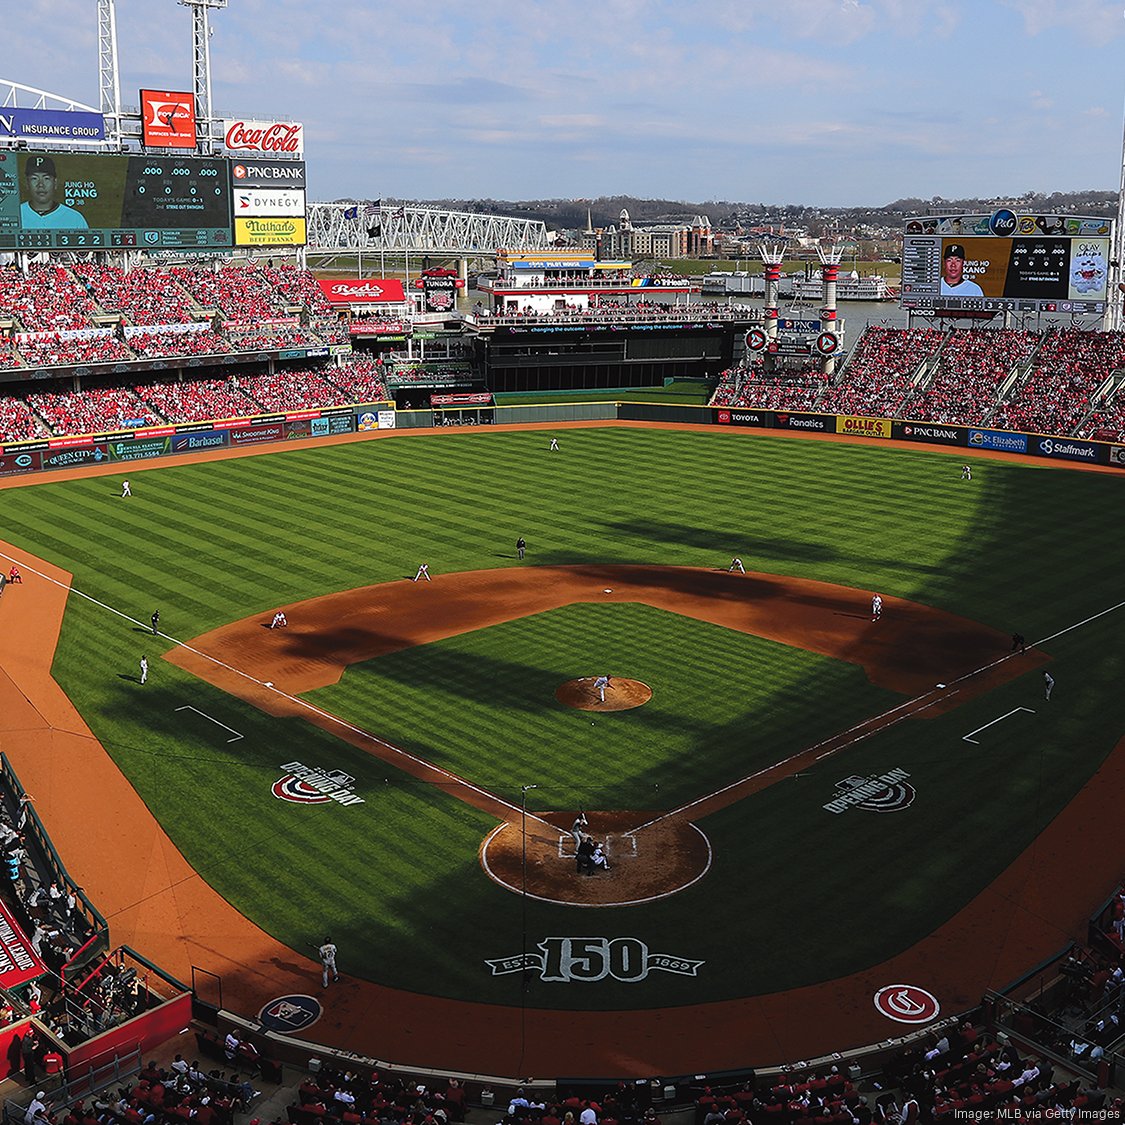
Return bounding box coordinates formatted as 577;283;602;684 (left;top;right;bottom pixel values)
486;937;703;982
822;768;915;814
272;762;365;806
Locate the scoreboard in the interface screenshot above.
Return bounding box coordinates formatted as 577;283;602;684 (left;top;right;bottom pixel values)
900;211;1112;315
0;150;272;251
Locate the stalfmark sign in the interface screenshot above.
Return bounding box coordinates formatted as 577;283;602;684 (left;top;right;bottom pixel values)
273;762;365;807
823;768;915;814
486;937;703;982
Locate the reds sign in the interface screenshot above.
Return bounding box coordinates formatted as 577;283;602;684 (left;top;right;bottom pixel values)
224;119;304;155
318;279;407;305
140;90;197;149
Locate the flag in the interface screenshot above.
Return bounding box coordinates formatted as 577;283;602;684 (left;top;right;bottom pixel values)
343;205;358;220
364;199;382;218
366;223;381;239
393;207;406;219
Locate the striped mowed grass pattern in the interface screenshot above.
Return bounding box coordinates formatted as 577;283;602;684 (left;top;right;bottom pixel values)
2;426;1124;1007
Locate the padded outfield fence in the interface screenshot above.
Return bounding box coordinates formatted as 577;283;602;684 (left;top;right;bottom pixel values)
2;400;1125;477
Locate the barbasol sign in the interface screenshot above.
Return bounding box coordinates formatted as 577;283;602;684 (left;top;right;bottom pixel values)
1036;437;1099;462
967;428;1028;453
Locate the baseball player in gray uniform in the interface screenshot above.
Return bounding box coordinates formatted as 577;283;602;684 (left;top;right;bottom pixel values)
593;675;610;703
319;936;338;987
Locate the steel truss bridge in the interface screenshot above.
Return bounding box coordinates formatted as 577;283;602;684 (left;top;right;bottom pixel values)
306;203;549;258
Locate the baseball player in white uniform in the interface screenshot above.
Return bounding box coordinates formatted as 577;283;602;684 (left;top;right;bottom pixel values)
121;480;132;498
570;812;588;853
549;437;559;451
139;656;148;684
961;464;972;481
270;611;288;629
1043;671;1055;701
319;936;338;987
728;557;746;573
593;675;610;703
413;563;431;582
871;594;883;621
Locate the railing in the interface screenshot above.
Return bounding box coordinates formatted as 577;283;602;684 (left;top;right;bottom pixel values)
0;754;109;974
467;307;760;329
1;1043;143;1125
483;276;698;290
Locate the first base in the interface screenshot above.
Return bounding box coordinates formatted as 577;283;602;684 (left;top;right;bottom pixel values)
603;588;613;593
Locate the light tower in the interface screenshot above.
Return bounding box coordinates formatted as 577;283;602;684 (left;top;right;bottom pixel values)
179;0;228;153
97;0;122;146
758;241;786;354
1112;107;1125;333
816;241;844;377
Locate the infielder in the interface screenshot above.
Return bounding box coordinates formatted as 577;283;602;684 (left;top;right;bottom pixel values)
319;936;339;987
139;656;148;685
728;557;746;573
151;610;160;636
516;536;526;560
121;480;132;498
871;594;883;621
413;563;431;582
1044;671;1055;701
593;674;610;703
270;611;288;629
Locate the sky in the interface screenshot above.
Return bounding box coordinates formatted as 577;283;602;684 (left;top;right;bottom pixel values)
7;0;1125;208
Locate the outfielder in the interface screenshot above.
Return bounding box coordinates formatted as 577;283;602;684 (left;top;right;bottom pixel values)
961;464;972;481
121;480;132;498
139;656;148;685
549;437;559;451
319;936;338;987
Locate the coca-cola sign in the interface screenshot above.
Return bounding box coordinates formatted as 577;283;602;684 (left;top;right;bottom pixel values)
223;118;304;155
318;279;407;305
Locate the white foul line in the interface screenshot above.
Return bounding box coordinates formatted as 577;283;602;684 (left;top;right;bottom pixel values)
174;705;243;744
962;706;1036;745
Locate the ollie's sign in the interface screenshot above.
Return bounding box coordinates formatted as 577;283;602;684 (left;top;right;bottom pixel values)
318;279;406;305
223;119;304;155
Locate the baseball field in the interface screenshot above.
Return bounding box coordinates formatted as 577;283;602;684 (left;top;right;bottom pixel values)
1;420;1124;1076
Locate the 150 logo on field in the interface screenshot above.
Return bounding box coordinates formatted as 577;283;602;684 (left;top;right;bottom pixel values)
486;937;703;982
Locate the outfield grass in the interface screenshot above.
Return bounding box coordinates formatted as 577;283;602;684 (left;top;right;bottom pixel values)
3;426;1124;1009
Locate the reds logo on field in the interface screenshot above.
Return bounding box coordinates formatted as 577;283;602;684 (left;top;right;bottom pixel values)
873;985;940;1025
273;762;365;807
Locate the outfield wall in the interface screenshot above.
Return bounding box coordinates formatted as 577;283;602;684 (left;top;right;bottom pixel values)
3;400;1125;478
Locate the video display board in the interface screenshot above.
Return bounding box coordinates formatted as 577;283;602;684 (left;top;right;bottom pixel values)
901;211;1112;315
0;150;232;250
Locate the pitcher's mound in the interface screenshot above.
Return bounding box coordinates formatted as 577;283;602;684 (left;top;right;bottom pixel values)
556;677;652;711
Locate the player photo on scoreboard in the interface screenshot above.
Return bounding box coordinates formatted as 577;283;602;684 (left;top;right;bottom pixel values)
19;152;127;231
939;239;1010;298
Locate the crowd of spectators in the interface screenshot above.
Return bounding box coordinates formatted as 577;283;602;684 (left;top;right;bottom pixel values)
995;328;1125;437
710;360;827;410
322;358;390;403
17;334;134;370
236;367;350;413
288;1063;468;1125
170;265;292;321
227;328;325;353
134;376;259;424
819;326;943;417
127;329;232;359
909;329;1037;426
261;262;334;315
0;266;97;332
26;383;153;437
0;395;47;441
71;263;197;326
